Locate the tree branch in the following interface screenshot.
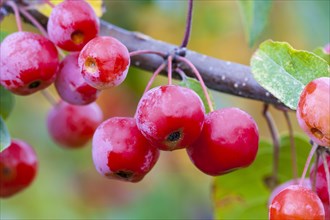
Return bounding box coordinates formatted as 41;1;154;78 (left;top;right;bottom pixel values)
2;7;285;108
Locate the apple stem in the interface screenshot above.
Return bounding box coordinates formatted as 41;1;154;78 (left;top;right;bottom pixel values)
311;150;320;191
263;104;280;189
321;152;330;208
143;62;167;95
129;50;166;58
43;0;55;8
6;1;22;32
40;90;57;106
176;56;214;112
18;7;65;59
283;110;298;181
180;0;193;48
299;142;318;186
18;7;48;37
175;68;188;82
167;56;173;85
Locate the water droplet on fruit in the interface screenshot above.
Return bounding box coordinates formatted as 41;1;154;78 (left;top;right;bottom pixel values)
221;76;226;80
71;30;84;45
234;83;238;88
28;81;41;89
266;92;270;96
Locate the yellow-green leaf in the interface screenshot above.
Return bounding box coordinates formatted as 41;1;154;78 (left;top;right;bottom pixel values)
251;40;330;110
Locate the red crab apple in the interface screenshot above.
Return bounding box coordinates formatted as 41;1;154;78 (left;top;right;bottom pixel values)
0;139;38;198
47;0;99;51
268;178;311;206
78;36;130;90
55;52;100;105
92;117;160;182
136;85;205;151
187;108;259;176
47;101;103;148
296;77;330;147
0;32;59;95
269;185;325;220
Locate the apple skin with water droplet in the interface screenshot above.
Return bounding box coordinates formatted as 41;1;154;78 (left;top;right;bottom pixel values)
0;32;59;95
92;117;159;182
269;185;325;220
296;77;330;147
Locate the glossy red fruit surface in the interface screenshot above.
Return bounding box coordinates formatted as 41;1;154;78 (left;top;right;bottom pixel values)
268;178;311;206
0;139;38;198
47;101;103;148
296;77;330;147
187;108;259;176
269;185;325;220
78;36;130;90
92;117;160;182
310;154;330;204
55;53;100;105
136;85;205;151
47;0;99;51
0;32;59;95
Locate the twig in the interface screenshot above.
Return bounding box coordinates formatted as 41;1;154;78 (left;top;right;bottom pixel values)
6;1;22;31
299;142;318;186
263;104;280;189
180;0;193;48
176;56;214;112
283;110;298;181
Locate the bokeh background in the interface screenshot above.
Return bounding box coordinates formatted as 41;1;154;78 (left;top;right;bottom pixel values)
0;0;329;219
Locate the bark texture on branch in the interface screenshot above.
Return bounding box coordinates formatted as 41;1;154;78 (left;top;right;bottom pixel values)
2;7;284;107
99;21;282;107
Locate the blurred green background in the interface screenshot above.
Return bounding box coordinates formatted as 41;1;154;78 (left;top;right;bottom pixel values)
0;0;329;219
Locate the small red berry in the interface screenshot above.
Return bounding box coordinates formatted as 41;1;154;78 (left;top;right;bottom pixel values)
136;85;205;151
55;52;100;105
296;77;330;147
78;36;130;90
268;178;311;206
0;139;38;198
47;0;99;51
47;101;103;148
269;185;325;220
187;108;259;176
92;117;160;182
0;32;59;95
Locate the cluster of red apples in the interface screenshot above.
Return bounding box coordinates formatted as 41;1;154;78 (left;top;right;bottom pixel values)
0;1;329;220
0;0;260;197
269;77;330;220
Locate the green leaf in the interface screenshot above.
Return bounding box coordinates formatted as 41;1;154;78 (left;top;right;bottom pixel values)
251;40;330;110
179;77;215;113
0;85;15;119
313;47;330;65
0;116;11;152
238;0;272;47
0;31;9;42
213;134;311;219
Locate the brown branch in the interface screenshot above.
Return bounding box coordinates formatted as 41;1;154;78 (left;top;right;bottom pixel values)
3;7;286;108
